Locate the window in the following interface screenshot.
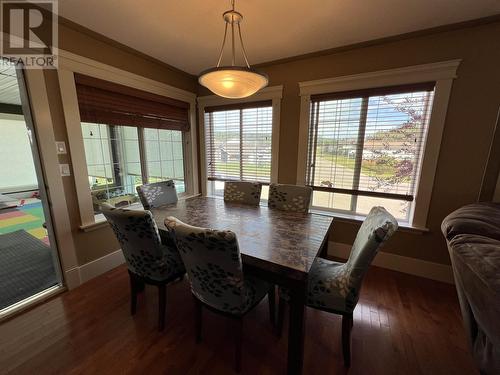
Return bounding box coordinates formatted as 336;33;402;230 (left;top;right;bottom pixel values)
306;83;435;222
81;123;185;213
76;74;191;214
204;101;273;197
143;128;185;192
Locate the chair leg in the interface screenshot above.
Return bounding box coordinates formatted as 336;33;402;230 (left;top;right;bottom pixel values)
234;317;243;373
194;296;202;343
158;284;166;331
342;314;353;367
128;271;138;316
277;296;286;337
268;285;276;326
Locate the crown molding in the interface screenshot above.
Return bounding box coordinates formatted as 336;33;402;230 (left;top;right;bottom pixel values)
298;59;461;96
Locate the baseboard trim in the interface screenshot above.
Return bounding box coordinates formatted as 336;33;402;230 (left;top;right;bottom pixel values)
78;249;125;284
69;243;454;288
328;241;454;284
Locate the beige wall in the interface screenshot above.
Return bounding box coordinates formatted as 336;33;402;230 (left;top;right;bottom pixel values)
44;19;499;268
200;20;500;265
44;23;197;265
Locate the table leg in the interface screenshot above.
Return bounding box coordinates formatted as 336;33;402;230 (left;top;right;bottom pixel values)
319;232;330;258
287;284;306;375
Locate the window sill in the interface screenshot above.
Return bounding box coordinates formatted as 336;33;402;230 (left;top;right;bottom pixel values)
79;194;201;233
80;215;108;232
310;208;429;234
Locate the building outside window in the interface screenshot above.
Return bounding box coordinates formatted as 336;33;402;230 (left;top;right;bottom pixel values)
305;83;435;222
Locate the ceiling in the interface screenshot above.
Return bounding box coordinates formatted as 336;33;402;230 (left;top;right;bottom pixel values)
57;0;500;75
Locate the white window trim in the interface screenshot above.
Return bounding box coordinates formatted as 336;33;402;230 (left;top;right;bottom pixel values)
197;85;283;196
296;60;461;228
57;49;199;229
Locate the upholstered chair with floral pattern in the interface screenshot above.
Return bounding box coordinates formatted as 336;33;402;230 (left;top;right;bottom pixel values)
268;183;312;213
136;180;178;209
165;216;275;372
277;206;398;367
223;181;262;206
101;204;185;331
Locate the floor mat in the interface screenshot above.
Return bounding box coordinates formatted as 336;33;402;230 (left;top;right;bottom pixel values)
0;201;49;244
0;230;58;310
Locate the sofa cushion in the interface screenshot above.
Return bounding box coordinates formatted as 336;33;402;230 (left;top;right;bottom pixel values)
442;202;500;242
442;202;500;374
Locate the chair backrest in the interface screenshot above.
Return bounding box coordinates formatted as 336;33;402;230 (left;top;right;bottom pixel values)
268;183;312;213
101;205;182;281
136;180;178;209
165;216;247;314
345;206;398;297
224;181;262;206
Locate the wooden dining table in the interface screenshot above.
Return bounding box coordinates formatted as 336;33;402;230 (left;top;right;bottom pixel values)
152;196;334;375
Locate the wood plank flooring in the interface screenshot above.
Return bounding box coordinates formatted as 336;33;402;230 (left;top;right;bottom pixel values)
0;265;477;374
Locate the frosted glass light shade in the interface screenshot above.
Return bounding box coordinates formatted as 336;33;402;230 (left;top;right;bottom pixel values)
199;66;268;99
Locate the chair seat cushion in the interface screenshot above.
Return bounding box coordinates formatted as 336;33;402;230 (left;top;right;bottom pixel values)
194;275;269;316
280;258;356;314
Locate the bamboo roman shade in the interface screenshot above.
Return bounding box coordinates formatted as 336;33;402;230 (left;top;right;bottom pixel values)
306;82;435;202
75;74;190;131
204;100;272;183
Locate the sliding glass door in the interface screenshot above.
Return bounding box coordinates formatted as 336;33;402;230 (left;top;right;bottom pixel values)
0;61;61;313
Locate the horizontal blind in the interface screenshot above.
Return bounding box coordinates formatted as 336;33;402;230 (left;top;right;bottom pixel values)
75;74;190;131
307;83;435;202
205;101;272;183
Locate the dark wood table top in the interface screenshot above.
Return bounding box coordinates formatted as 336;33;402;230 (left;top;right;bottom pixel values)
152;196;334;282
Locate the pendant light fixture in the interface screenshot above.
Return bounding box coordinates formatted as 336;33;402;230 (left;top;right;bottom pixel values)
198;0;268;99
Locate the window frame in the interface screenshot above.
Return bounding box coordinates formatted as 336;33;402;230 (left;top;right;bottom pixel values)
81;124;188;212
198;85;283;196
57;50;199;230
296;60;461;228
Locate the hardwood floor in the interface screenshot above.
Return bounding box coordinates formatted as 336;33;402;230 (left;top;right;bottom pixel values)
0;265;477;374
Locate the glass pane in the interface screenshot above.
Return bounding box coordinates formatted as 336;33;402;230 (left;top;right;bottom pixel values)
312;191;352;211
123;140;140;161
144;128;159;141
356;196;410;221
121;126;138;140
0;63;61;310
172;141;183;160
309;88;434;220
359;91;434;197
159;129;172;141
204;106;273;194
312;98;362;190
144;128;185;191
160;141;173;161
146;140;160;161
81;123;142;213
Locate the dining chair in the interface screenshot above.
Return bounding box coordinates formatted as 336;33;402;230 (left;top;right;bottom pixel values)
136;180;178;209
165;216;275;372
276;206;398;367
224;181;262;206
100;204;186;331
268;183;313;213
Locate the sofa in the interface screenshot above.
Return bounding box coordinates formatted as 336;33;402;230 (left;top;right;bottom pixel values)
441;202;500;374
